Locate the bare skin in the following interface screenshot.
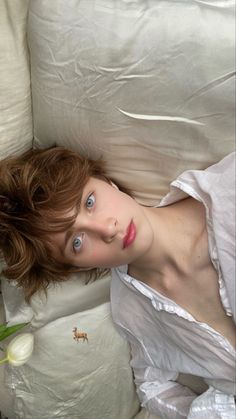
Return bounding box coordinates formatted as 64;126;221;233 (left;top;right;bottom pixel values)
129;197;236;349
50;178;235;349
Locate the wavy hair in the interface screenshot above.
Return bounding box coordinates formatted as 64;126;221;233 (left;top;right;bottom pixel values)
0;146;114;301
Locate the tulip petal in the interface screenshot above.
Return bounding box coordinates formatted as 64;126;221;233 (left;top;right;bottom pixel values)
7;333;34;367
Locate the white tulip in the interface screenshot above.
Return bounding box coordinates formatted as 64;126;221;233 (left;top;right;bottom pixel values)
6;333;34;366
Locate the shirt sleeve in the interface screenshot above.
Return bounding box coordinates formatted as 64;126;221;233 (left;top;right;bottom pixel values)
130;342;236;419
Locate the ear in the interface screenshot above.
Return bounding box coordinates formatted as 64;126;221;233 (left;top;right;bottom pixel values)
109;180;119;190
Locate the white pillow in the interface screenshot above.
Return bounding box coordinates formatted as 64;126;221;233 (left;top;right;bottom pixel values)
5;303;140;419
0;0;33;293
30;272;111;328
28;0;235;205
0;2;32;416
0;0;33;159
1;277;34;326
3;273;142;419
2;271;111;327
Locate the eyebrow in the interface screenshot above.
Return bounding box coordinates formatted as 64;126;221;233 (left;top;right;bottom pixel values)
60;203;82;255
59;187;87;256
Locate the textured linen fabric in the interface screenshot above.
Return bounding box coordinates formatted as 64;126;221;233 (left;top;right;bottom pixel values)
111;153;236;418
28;0;235;206
0;0;33;159
5;303;140;419
0;1;33;417
1;271;111;328
2;273;142;419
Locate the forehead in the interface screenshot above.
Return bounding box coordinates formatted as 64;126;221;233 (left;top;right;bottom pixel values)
48;177;112;232
84;176;115;193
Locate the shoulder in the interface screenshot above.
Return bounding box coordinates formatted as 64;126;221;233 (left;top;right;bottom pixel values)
161;152;235;208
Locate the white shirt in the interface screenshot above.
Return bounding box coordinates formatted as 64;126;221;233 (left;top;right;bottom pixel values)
111;152;236;419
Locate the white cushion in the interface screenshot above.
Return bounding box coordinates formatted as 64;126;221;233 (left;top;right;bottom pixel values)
28;0;235;205
3;273;142;419
29;273;111;328
0;0;33;159
5;303;140;419
0;292;15;419
134;408;161;419
1;272;110;328
0;2;32;415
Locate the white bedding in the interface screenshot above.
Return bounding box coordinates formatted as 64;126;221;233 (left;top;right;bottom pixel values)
0;0;235;418
4;303;140;419
29;0;235;205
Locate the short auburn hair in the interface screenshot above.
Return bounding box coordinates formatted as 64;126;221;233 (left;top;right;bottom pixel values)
0;146;113;301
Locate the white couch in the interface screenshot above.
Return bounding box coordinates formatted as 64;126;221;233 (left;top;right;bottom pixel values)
0;1;235;418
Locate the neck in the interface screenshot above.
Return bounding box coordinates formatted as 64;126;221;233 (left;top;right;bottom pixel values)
128;197;205;283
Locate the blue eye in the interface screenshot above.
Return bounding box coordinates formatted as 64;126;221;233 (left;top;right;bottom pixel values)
73;235;83;252
86;193;95;208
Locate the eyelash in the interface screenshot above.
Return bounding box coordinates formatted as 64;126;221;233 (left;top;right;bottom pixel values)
72;192;96;253
72;234;83;253
86;192;96;209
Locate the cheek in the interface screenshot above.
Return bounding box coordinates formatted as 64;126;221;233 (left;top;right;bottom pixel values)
89;247;113;263
86;246;119;268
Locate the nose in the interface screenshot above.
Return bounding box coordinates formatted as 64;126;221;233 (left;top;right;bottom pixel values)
85;217;118;243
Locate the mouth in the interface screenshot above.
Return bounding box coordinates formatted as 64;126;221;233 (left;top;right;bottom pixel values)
123;220;136;249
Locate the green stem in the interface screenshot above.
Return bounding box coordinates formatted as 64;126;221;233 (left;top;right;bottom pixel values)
0;357;8;365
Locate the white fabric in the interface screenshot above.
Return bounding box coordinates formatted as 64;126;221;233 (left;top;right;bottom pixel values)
1;274;142;419
0;2;32;416
1;277;34;326
5;303;140;419
0;293;15;419
111;153;236;418
1;272;110;328
134;408;161;419
28;0;235;206
0;0;33;159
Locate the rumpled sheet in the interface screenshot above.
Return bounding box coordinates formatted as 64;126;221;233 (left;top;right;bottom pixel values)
5;303;140;419
28;0;235;205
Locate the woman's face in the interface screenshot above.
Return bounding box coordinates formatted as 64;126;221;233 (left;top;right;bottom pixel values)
50;177;154;269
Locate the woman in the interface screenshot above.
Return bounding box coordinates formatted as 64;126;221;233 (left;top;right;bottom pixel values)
0;146;235;418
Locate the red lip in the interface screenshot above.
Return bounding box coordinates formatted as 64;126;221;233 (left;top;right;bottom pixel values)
123;220;136;249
